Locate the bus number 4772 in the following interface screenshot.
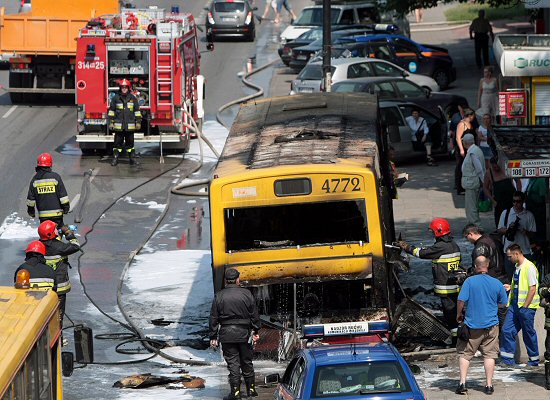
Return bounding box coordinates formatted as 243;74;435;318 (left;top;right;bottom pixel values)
322;177;361;193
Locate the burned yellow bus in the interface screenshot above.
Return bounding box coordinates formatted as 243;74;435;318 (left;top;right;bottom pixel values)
209;93;399;321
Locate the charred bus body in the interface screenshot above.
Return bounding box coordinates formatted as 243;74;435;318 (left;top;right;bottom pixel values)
209;93;400;329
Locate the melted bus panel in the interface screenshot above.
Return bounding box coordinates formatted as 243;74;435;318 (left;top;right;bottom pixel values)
209;93;396;320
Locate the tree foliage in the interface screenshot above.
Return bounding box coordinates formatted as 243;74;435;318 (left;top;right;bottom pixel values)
386;0;525;15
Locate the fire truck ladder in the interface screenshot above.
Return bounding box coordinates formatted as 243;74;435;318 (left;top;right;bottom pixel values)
156;36;174;113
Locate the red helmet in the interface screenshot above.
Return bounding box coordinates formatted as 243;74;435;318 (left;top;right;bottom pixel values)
26;240;46;255
119;79;131;88
37;152;53;167
38;220;58;240
429;218;451;237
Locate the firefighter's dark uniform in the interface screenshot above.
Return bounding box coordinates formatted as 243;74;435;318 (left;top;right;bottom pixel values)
209;270;261;399
539;273;550;389
403;234;464;335
108;91;142;164
471;234;505;281
41;229;80;323
14;253;58;291
26;167;70;227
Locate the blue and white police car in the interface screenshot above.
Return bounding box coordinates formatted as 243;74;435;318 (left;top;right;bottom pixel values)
266;321;425;400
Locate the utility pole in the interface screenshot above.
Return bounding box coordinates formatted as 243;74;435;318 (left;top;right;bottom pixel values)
322;0;331;92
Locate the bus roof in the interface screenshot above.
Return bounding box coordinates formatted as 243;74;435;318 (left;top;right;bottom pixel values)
0;288;59;394
215;93;380;177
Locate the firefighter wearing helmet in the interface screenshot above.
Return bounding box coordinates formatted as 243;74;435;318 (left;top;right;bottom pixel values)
398;218;466;340
38;220;80;325
14;240;58;291
26;152;70;227
108;79;142;166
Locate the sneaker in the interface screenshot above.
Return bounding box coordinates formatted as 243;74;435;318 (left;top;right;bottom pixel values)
455;383;467;395
484;385;494;395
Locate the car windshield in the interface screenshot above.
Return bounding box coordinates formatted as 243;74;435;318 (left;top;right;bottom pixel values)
332;82;364;92
313;361;411;398
297;64;336;80
214;2;245;12
295;8;340;26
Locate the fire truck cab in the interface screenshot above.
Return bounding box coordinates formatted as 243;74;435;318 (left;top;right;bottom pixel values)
75;8;205;154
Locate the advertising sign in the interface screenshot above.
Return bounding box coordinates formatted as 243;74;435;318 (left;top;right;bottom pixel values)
498;91;527;118
498;49;550;76
507;159;550;178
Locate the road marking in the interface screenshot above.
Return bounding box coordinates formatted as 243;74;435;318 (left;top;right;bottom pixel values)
69;194;80;213
2;105;17;119
90;168;100;183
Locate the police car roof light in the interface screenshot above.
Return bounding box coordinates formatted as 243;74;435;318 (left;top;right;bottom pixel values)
302;320;390;339
373;23;399;33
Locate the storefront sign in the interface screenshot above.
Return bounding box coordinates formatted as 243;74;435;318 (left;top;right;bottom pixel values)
507;159;550;178
498;91;527;118
498;50;550;76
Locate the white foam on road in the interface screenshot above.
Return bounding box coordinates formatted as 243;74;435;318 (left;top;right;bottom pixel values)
0;212;37;239
122;196;167;210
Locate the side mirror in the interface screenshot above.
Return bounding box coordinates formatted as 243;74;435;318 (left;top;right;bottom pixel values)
61;352;74;377
74;326;94;364
265;373;280;384
424;87;431;98
401;70;408;77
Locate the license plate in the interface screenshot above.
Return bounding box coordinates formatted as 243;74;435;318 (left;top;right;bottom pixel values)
84;119;107;125
221;17;235;21
296;55;307;60
299;87;314;93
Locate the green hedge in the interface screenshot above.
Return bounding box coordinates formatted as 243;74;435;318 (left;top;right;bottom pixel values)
444;3;529;22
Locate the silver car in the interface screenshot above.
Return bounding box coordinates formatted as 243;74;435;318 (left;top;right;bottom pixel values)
205;0;257;41
290;57;438;95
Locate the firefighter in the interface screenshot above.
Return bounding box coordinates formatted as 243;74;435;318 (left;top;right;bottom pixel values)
209;268;261;399
399;218;466;339
14;240;58;291
539;272;550;389
26;152;70;228
108;79;142;166
38;220;80;328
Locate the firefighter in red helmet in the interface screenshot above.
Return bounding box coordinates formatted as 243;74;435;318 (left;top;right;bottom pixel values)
14;240;58;291
38;220;80;326
108;79;142;166
398;218;466;340
27;152;70;228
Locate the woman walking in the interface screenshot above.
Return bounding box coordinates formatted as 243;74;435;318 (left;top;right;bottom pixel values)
477;66;499;118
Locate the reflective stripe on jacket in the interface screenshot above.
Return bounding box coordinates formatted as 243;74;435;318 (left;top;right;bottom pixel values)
108;92;141;132
14;255;58;291
42;236;80;294
27;168;70;217
508;259;540;309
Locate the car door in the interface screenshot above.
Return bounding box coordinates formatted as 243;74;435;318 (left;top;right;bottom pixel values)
370;60;405;78
346;62;374;79
390;37;428;74
399;105;445;152
393;79;426;101
380;105;409;154
372;81;399;100
367;40;395;63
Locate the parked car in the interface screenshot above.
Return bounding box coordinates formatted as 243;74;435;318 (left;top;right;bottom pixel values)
205;0;257;42
288;24;399;70
290;57;439;95
280;1;409;43
332;34;456;89
266;338;424;399
379;100;449;160
278;25;395;67
332;76;466;117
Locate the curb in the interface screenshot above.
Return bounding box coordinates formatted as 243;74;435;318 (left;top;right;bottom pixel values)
411;23;470;33
410;20;470;26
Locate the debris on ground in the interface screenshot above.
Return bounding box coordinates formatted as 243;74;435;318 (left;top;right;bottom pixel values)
113;373;205;389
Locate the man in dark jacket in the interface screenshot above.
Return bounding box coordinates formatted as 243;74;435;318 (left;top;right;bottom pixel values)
209;268;261;399
38;220;80;326
399;218;465;338
27;152;70;227
463;224;505;281
14;240;58;291
539;273;550;389
108;79;142;166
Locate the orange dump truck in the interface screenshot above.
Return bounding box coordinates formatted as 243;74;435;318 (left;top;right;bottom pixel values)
0;0;119;103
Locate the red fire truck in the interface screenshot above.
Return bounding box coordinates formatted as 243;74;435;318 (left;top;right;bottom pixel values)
75;8;207;154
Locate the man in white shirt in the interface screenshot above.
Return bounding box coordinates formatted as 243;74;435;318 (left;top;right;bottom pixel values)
405;108;436;166
498;190;537;280
461;133;485;226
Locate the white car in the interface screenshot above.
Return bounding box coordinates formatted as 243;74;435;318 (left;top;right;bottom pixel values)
281;2;409;43
290;57;439;95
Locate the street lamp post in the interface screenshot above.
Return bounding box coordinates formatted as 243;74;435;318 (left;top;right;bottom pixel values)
322;0;331;92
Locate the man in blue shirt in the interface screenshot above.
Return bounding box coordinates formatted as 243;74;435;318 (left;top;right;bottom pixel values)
455;255;507;396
